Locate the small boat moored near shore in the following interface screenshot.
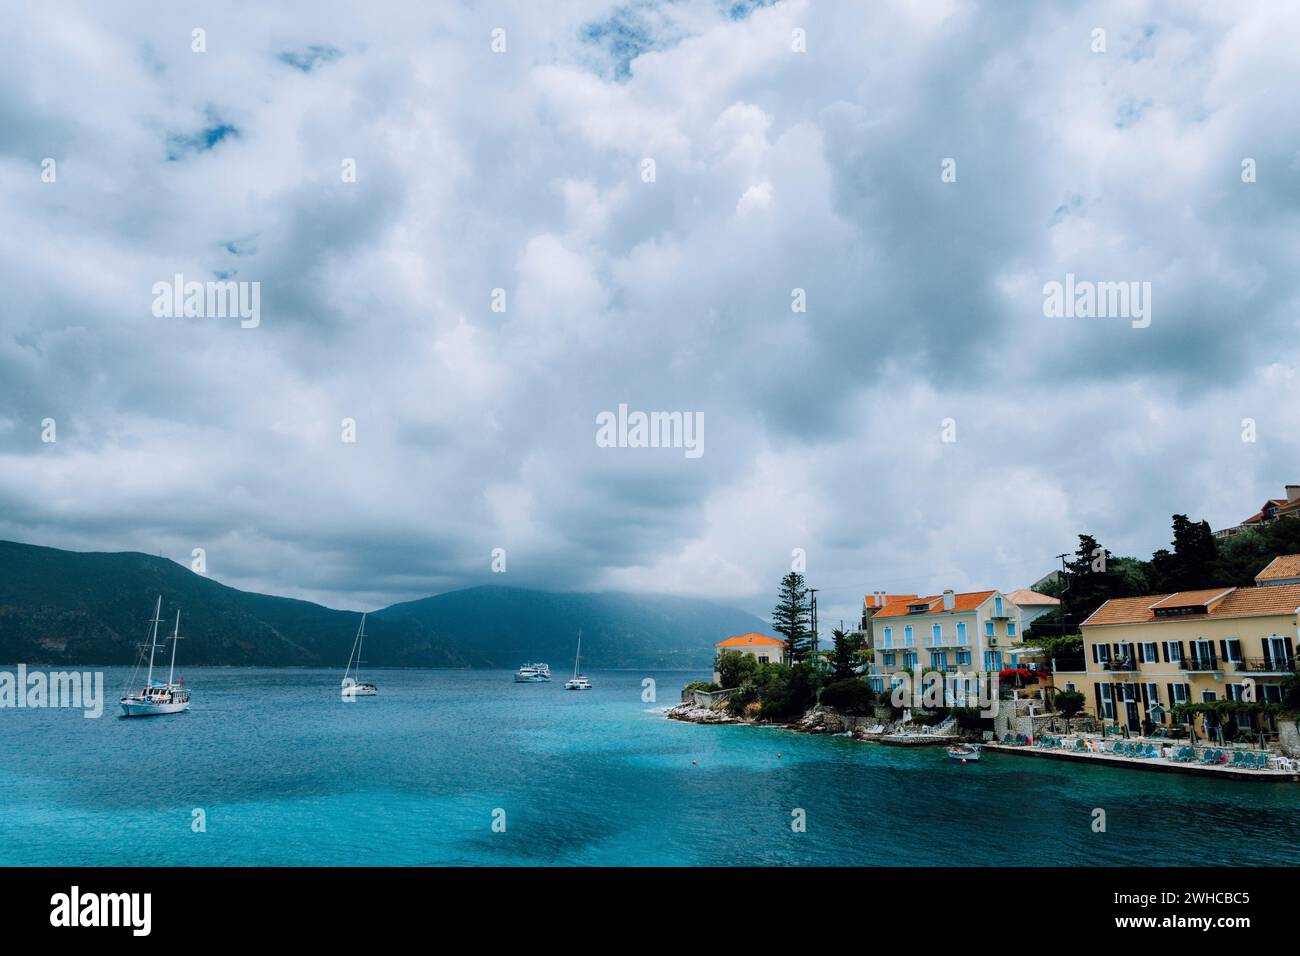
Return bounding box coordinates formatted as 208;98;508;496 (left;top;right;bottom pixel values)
946;745;981;762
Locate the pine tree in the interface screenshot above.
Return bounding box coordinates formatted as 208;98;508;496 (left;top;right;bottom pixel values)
830;627;857;681
771;572;811;665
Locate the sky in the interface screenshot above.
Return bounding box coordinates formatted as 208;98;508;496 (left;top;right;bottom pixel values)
2;0;1299;629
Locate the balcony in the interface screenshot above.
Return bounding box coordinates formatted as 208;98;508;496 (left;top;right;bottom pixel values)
1103;660;1137;672
1233;656;1299;673
1183;656;1220;672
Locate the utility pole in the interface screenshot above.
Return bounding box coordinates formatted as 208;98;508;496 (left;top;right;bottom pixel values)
808;588;819;667
1056;552;1070;638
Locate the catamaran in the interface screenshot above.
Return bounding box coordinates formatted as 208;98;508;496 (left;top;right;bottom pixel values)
120;596;191;717
341;612;378;698
513;663;551;682
564;630;592;690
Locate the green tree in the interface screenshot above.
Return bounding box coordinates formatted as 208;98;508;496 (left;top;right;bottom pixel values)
1054;690;1085;731
771;572;811;665
819;678;875;715
715;650;757;689
1149;514;1218;592
829;627;860;681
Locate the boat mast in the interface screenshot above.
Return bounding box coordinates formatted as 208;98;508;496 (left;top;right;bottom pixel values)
145;595;163;687
356;613;367;682
167;609;181;686
573;629;582;679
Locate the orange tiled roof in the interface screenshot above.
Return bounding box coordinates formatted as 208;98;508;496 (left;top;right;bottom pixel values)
716;632;784;648
1243;499;1288;524
1083;583;1300;627
1149;588;1235;610
1256;554;1300;582
1006;588;1059;606
872;590;997;619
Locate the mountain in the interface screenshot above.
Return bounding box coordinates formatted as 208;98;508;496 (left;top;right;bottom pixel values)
0;539;766;668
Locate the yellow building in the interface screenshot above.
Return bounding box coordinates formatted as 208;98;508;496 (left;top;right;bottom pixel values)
865;589;1032;702
1062;577;1300;738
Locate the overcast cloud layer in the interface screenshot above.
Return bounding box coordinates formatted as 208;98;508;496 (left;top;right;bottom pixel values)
2;0;1299;627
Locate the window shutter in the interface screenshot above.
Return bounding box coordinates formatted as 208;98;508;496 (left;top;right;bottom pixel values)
1160;641;1169;663
1285;638;1295;668
1091;644;1099;664
1262;641;1274;670
1139;683;1149;711
1178;641;1186;664
1219;640;1228;662
1093;683;1103;717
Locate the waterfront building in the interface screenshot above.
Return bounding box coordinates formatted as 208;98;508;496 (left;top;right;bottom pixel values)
1059;576;1300;740
1213;484;1300;538
1256;554;1300;587
865;589;1031;702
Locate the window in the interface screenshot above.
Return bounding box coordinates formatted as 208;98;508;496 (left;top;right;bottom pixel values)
758;655;769;664
1092;643;1111;664
956;622;968;644
985;621;994;638
883;653;895;667
956;650;971;666
1138;642;1158;663
932;623;942;645
1065;682;1077;693
931;651;948;669
1163;641;1182;664
1264;636;1290;670
1007;621;1016;637
984;650;1002;671
903;652;917;670
1099;684;1115;720
904;625;914;647
882;626;892;648
994;596;1003;617
1201;690;1217;703
1191;640;1216;669
1262;684;1283;703
1227;684;1249;702
1170;683;1190;705
1222;639;1242;664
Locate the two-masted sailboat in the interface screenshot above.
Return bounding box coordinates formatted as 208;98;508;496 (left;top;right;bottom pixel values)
120;595;191;717
341;612;378;698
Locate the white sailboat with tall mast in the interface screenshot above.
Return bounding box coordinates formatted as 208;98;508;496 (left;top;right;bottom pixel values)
341;612;378;698
564;629;592;690
120;596;191;717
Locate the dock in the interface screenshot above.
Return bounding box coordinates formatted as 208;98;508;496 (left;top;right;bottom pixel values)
982;743;1300;782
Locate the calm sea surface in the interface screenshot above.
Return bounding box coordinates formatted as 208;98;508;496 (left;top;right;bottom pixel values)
3;666;1299;866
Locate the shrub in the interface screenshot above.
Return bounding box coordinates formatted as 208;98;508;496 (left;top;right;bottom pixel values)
818;679;875;715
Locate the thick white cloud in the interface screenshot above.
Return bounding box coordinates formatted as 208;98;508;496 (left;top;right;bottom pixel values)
1;0;1298;629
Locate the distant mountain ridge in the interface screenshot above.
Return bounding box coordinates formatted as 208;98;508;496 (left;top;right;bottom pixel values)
0;539;764;669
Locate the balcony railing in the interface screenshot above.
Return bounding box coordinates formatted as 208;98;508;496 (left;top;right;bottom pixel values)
1183;656;1219;672
1233;656;1300;673
1103;660;1137;672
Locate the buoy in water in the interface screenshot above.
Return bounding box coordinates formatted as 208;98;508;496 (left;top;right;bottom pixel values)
691;759;697;765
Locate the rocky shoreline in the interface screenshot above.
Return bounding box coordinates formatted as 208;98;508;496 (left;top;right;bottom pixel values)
667;701;866;736
667;700;977;743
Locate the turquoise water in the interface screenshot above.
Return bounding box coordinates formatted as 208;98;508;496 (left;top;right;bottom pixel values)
2;666;1299;866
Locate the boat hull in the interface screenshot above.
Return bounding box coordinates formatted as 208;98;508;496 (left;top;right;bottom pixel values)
120;699;190;717
341;683;378;698
946;748;980;761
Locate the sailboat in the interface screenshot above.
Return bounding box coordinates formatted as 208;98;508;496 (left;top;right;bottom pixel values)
120;596;191;717
341;612;378;698
564;629;592;690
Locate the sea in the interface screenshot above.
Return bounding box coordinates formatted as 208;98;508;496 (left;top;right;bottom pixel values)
3;666;1299;866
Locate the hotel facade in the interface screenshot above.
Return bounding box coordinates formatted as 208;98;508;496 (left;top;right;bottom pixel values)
1060;568;1300;737
865;589;1036;703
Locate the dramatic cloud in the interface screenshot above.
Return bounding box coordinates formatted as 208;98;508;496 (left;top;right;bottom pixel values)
2;0;1298;626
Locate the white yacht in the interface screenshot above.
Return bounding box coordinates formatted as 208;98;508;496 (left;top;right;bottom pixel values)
120;596;191;717
513;663;551;683
564;630;592;690
341;612;378;698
